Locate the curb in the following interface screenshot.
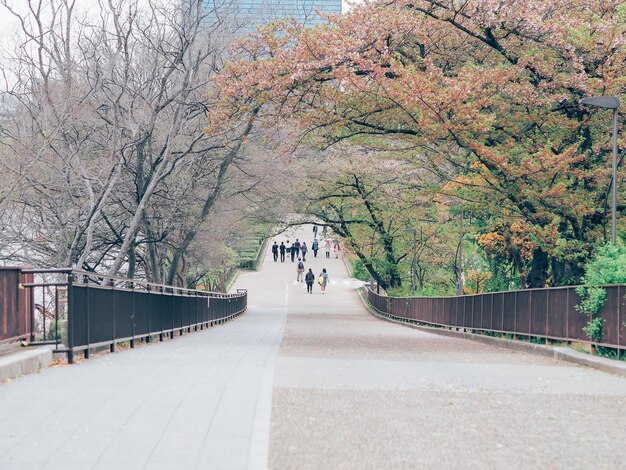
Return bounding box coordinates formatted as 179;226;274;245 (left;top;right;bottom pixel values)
356;289;626;378
0;346;55;383
254;237;270;272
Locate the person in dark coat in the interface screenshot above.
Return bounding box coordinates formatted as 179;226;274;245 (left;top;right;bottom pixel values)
279;242;286;262
312;240;319;258
272;241;279;262
291;239;298;262
305;268;315;293
293;239;301;259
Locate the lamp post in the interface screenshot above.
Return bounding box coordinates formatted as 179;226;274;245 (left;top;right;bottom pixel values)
404;228;417;295
580;96;621;243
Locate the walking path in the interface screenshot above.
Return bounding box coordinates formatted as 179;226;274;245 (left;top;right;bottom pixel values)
1;225;626;469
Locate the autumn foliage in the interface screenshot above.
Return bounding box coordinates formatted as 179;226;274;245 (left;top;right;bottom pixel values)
210;0;626;288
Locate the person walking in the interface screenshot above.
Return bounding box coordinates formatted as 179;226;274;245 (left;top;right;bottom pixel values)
312;239;319;258
312;225;318;238
325;240;331;258
305;268;315;293
272;241;279;262
301;242;308;261
334;241;341;259
297;258;305;282
283;241;290;263
293;239;301;259
291;240;297;262
318;268;329;293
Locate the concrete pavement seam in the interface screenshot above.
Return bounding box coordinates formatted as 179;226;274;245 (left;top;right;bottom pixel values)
356;288;626;378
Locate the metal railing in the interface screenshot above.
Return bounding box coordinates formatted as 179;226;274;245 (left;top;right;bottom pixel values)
20;268;247;363
365;285;625;353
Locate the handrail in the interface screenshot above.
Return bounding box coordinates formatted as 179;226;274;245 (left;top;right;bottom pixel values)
368;283;626;300
363;285;625;353
21;267;246;298
18;267;248;362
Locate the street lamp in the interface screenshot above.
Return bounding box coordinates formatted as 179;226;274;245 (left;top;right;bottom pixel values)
580;96;621;243
404;228;417;295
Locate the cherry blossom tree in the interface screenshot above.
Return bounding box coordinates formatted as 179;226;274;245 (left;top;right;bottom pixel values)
210;0;626;287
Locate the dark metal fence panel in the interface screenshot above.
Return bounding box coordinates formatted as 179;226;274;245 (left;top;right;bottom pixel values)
148;293;162;334
70;285;89;348
181;296;190;329
163;294;174;331
481;293;492;330
547;289;568;339
115;289;134;339
516;290;531;336
567;289;586;342
89;286;115;344
464;296;473;329
530;289;548;337
18;269;247;362
492;292;503;332
600;287;619;346
503;293;516;333
453;296;461;327
173;296;183;329
134;291;150;338
471;296;481;329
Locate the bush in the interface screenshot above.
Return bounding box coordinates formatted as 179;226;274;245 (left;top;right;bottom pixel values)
578;243;626;286
352;259;371;281
45;319;64;342
576;243;626;342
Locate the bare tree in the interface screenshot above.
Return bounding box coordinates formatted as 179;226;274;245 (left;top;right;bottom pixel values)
0;0;273;287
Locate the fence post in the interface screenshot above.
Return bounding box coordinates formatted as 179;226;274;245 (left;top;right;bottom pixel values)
84;280;90;359
130;284;135;348
617;286;622;351
543;289;550;344
566;287;570;344
29;275;35;342
110;279;116;353
528;290;532;339
67;273;74;364
513;291;518;340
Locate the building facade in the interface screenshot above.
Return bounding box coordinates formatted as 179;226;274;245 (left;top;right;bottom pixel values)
198;0;342;29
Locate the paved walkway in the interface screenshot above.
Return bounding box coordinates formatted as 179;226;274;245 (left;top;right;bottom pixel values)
1;225;626;469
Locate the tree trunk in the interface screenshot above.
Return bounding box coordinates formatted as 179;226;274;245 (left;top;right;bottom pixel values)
528;248;549;288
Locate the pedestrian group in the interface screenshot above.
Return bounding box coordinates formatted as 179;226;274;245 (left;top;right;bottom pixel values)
270;225;336;294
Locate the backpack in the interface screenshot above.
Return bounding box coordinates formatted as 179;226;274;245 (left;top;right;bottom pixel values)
298;261;304;270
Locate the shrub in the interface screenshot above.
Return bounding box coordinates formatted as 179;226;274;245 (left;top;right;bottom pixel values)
576;243;626;342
